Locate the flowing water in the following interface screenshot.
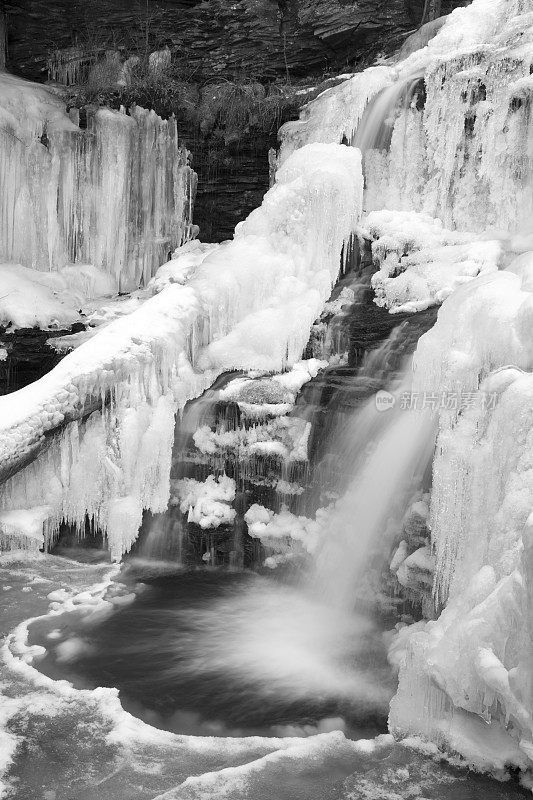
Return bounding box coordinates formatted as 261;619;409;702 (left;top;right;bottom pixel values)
352;73;425;153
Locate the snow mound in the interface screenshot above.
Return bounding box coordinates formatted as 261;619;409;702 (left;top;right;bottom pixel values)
219;359;327;418
244;504;328;567
0;263;116;329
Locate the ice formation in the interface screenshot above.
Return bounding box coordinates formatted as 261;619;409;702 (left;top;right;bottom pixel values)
0;507;51;554
361;210;501;314
384;265;533;767
219;359;327;419
281;0;533;233
172;475;236;530
279;66;393;160
0;142;363;560
0;73;196;292
278;0;533;774
3;0;533;782
193;417;311;464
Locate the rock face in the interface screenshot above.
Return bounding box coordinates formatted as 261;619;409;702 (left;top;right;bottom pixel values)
5;0;468;83
0;325;84;394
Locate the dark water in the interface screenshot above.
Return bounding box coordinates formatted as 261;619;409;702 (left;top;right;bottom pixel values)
27;567;532;799
29;567;395;739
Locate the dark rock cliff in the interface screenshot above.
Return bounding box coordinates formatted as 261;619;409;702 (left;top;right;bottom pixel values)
5;0;468;83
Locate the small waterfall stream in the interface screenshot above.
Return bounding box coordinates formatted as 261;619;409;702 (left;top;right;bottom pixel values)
352;72;425;154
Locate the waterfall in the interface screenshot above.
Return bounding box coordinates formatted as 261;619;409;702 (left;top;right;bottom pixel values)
274;0;533;773
5;0;533;787
0;141;364;560
351;73;425;154
311;385;436;610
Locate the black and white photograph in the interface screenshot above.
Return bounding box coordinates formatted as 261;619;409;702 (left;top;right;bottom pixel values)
0;0;532;797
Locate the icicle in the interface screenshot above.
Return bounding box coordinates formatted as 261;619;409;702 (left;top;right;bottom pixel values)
0;73;197;292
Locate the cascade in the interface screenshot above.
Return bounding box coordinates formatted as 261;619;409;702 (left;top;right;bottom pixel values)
310;383;436;610
5;0;533;795
0;141;364;560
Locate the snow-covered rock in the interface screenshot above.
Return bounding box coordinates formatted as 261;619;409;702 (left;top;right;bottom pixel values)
172;475;236;530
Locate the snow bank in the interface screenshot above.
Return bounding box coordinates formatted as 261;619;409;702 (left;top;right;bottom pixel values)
0;263;116;329
0;143;363;559
361;210;501;314
0;72;196;292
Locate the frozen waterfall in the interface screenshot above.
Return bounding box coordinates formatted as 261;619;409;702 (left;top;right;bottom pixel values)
3;0;533;788
0;142;363;560
0;73;197;292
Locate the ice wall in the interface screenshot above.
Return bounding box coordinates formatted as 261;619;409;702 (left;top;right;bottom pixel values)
280;0;533;234
0;143;363;560
0;73;196;292
389;266;533;771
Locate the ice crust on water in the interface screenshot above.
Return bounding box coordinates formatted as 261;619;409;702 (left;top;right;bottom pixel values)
0;142;363;560
0;73;196;292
